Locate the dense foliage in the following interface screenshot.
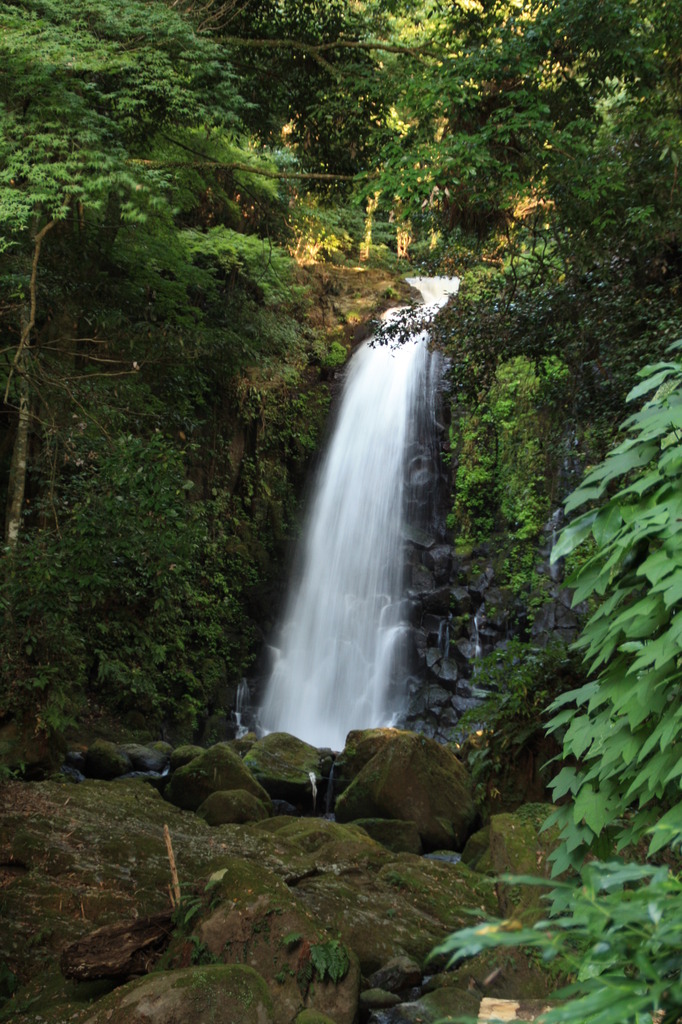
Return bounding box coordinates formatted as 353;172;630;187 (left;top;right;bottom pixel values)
0;0;335;736
549;350;682;866
435;355;682;1024
458;639;579;811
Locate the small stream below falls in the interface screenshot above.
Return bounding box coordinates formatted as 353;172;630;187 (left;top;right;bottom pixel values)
258;277;459;750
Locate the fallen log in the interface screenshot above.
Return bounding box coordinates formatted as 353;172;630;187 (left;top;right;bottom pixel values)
60;911;174;982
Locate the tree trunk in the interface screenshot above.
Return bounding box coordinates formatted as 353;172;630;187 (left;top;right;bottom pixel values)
3;218;55;548
4;314;31;549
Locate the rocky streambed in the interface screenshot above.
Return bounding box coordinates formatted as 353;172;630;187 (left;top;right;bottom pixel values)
0;728;561;1024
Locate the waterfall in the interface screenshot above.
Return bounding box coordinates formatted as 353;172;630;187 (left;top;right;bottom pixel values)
258;277;459;751
233;678;250;739
473;610;483;660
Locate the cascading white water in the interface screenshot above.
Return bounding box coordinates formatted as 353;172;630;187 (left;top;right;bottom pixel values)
258;277;459;750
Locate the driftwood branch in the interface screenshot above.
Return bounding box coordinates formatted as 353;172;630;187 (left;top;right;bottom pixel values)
164;824;181;909
60;912;173;982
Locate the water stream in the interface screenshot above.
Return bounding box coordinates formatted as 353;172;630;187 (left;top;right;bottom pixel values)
258;277;459;750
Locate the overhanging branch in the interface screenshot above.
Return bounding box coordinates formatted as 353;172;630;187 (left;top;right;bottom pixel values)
133;155;358;182
219;35;438;60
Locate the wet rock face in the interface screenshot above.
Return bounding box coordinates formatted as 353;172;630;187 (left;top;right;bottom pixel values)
393;501;585;744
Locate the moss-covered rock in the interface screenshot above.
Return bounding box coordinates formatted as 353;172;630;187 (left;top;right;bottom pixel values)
487;803;558;921
456;804;559;920
0;779;257;1013
0;719;63;778
78;964;274;1023
168;857;361;1024
294;856;496;975
197;789;270;826
424;945;562;1003
461;825;492;873
383;987;481;1022
85;740;132;779
334;728;399;791
0;778;553;1021
169;744;205;771
360;988;401;1010
166;744;271;813
242;732;324;806
334;730;476;851
247;815;389;879
294;1011;338;1024
353;818;422;855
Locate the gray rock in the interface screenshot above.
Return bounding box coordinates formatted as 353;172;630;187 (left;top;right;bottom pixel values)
368;955;422;994
452;695;483;715
450;586;472;614
426;647;442;669
456;639;477;661
422;544;453;583
422;587;452;614
436;658;458;684
119;743;168;773
402;524;436;549
410;564;436;594
368;988;480;1023
469;568;494;595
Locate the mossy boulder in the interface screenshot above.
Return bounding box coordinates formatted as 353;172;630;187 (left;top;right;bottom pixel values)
166;744;271;813
334;730;476;851
293;855;496;975
294;1012;339;1024
248;814;388;872
461;825;492;873
0;719;63;778
197;789;270;826
169;744;205;771
488;803;558;921
242;732;325;806
458;805;559;921
353;818;423;854
169;857;360;1024
1;777;540;1020
424;944;562;1003
335;728;400;791
78;964;274;1023
382;987;481;1023
85;740;132;779
360;989;402;1010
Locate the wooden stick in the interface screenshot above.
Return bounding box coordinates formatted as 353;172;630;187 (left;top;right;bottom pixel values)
164;825;181;909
